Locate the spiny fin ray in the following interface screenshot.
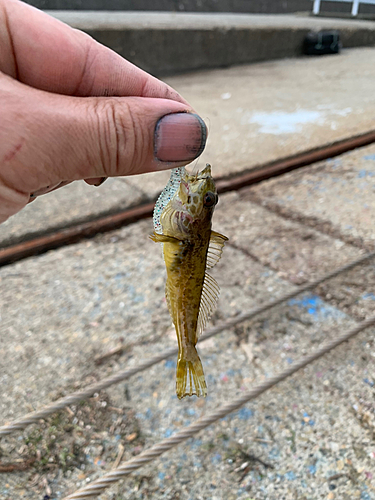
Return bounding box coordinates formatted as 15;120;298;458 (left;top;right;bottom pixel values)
196;273;220;340
206;230;228;269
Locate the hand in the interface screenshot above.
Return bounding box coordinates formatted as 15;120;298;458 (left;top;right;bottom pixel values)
0;0;207;223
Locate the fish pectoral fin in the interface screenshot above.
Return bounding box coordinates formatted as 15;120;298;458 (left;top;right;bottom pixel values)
206;230;229;270
196;273;220;340
149;231;182;244
176;347;207;399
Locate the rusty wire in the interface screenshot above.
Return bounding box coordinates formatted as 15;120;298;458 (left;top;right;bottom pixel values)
1;250;374;438
64;315;375;499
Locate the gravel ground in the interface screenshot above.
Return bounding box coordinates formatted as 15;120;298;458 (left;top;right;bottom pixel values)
247;143;375;251
1;177;374;499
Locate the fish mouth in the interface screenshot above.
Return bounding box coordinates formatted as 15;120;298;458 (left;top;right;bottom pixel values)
197;163;212;179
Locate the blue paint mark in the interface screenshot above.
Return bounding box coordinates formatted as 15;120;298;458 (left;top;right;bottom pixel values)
164;429;173;438
364;154;375;161
363;293;375;301
114;272;127;280
302;412;315;426
289;296;319;309
186;408;196;416
238;407;254;420
211;453;222;464
164;359;175;368
364;378;374;387
286;357;294;364
285;471;296;480
158;472;165;481
358;169;375;178
190;438;203;449
268;447;280;459
288;294;345;320
360;491;372;500
307;464;317;474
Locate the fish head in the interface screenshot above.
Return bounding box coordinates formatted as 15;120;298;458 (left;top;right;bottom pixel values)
177;164;218;222
159;164;218;238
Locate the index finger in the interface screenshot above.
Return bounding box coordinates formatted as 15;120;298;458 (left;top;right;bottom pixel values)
0;0;189;103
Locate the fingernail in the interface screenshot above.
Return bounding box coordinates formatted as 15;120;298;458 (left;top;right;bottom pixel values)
154;113;207;162
94;177;107;187
83;177;107;187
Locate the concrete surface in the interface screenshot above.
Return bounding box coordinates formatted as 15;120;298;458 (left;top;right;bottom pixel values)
0;158;374;499
0;178;148;248
2;47;375;247
247;142;375;252
49;12;375;76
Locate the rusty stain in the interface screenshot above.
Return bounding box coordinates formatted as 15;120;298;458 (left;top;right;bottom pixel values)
1;129;375;267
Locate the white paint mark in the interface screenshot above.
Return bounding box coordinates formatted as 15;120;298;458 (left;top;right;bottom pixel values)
248;110;322;134
221;92;232;100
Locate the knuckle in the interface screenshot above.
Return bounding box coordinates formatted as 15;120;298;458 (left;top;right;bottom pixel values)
90;98;148;177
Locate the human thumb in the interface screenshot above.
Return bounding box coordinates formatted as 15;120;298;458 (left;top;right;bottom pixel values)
0;74;207;221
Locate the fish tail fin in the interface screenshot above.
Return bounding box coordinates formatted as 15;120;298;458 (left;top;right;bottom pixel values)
176;347;207;399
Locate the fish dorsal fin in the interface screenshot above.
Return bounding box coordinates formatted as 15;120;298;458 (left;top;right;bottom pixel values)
206;230;229;270
153;167;186;234
196;273;220;341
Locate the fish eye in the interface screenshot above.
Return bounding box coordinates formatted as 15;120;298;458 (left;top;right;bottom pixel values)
203;191;216;208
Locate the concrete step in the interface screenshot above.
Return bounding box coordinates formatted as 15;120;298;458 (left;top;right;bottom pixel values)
25;0;375;16
48;11;375;76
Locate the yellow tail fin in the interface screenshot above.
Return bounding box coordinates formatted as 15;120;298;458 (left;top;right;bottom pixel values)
176;347;207;399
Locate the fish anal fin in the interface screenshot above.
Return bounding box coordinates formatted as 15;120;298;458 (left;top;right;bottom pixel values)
196;272;220;340
176;347;207;399
206;230;228;270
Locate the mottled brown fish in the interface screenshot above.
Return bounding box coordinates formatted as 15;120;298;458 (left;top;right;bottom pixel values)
150;164;228;399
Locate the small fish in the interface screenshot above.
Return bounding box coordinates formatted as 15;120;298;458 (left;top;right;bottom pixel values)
150;164;228;399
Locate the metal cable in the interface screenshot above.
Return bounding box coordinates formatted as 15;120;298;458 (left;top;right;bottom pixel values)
1;250;374;437
64;316;375;499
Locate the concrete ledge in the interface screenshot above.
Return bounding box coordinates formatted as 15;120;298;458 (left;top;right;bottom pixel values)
26;0;375;15
49;12;375;75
